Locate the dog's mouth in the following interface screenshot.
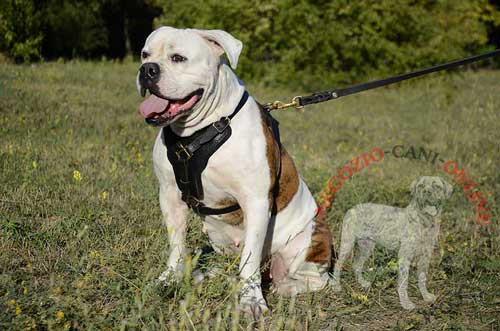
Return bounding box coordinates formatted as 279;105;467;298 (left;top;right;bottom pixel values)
418;196;441;217
422;205;439;217
139;89;204;126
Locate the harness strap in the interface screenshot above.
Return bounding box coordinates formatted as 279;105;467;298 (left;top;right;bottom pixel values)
192;203;242;216
262;108;282;216
163;91;249;216
179;91;249;157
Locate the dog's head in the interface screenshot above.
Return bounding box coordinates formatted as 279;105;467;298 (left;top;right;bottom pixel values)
410;176;453;217
136;27;243;127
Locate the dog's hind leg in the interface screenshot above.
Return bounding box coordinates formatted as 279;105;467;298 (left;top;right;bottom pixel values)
330;215;356;292
353;239;375;290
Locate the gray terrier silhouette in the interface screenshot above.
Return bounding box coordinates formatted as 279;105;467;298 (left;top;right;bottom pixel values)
331;176;452;310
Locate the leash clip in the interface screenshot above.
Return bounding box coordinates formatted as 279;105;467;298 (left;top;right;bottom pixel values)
265;96;305;112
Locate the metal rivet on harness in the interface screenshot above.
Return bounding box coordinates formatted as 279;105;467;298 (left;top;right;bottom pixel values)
175;143;192;161
186;196;201;208
212;117;230;133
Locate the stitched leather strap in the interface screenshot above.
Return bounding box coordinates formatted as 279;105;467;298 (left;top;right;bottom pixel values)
163;91;249;216
193;203;242;216
291;49;500;108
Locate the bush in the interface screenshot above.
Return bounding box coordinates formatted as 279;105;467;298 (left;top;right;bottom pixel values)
155;0;499;89
0;0;43;62
0;0;498;86
41;0;108;59
0;0;160;62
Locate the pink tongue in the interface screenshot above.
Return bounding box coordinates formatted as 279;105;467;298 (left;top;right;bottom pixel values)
139;93;201;120
139;94;169;118
168;95;200;117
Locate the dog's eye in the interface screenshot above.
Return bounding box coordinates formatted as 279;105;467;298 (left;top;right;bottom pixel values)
141;51;150;59
171;54;187;63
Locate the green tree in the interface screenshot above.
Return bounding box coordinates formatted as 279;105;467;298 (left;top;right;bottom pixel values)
155;0;498;89
0;0;43;62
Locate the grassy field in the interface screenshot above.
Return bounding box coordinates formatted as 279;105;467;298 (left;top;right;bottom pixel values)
0;60;499;330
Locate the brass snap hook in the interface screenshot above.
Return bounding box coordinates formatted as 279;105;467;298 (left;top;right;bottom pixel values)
265;96;304;112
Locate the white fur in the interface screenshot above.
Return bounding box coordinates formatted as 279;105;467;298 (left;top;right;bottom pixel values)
141;27;324;317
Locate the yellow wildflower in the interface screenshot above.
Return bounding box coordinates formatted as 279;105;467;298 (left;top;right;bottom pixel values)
15;305;22;315
101;191;108;201
387;260;398;272
75;279;85;289
56;310;65;320
52;287;63;296
136;152;144;163
73;170;82;182
63;321;71;330
437;270;448;280
8;299;16;306
23;287;28;295
351;291;369;304
89;250;101;259
24;318;37;330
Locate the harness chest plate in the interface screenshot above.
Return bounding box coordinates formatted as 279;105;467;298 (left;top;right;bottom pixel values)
161;91;281;216
163;121;233;213
162;91;249;216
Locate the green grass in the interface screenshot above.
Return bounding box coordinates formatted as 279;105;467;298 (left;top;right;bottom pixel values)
0;60;499;330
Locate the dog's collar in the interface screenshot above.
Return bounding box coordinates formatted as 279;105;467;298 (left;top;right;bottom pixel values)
162;91;249;216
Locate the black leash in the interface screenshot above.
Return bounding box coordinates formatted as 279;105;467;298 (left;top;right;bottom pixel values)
264;49;500;111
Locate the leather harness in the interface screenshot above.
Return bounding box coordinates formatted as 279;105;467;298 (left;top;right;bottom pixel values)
162;91;281;216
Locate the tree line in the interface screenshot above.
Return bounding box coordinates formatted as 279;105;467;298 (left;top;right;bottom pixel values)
1;0;499;89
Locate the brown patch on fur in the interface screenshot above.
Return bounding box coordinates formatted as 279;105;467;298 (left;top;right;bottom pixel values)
276;148;300;211
260;110;299;212
305;216;333;266
214;198;243;226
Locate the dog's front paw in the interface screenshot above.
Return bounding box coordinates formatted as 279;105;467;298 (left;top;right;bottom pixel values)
239;283;269;319
400;299;416;310
329;278;342;293
358;279;372;290
239;296;269;319
191;269;206;284
422;293;436;303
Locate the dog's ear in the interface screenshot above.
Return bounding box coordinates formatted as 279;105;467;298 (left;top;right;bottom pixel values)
189;29;243;69
439;177;453;198
410;178;419;195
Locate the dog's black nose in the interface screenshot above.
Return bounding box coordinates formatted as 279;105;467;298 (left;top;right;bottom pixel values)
139;62;160;84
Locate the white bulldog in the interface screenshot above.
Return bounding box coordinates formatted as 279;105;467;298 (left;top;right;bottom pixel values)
136;27;333;317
